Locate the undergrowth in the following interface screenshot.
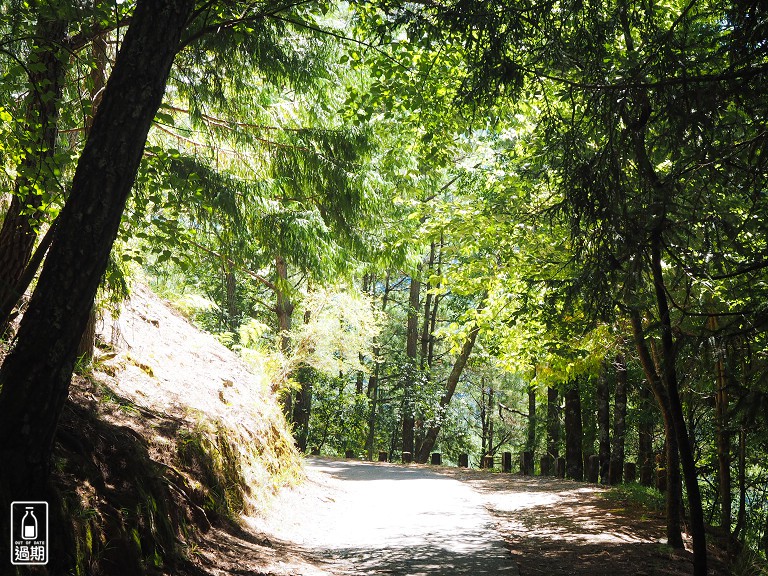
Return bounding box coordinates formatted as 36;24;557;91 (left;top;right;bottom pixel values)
601;482;666;516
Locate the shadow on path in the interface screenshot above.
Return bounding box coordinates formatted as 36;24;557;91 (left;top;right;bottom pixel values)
301;458;520;576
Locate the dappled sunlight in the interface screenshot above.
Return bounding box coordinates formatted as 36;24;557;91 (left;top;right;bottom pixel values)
249;459;728;576
253;457;519;575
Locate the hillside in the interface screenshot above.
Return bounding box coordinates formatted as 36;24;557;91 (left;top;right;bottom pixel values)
41;283;325;575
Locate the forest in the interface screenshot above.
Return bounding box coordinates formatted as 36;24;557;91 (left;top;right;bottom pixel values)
1;0;767;575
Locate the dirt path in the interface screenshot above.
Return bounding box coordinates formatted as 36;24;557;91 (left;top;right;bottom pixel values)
250;458;519;575
242;457;729;576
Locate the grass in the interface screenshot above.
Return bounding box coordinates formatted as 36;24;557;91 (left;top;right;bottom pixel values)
601;482;666;516
731;549;768;576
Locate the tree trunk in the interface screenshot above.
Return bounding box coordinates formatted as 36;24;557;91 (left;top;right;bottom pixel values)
75;32;110;364
547;387;560;460
630;309;685;548
275;254;295;417
420;242;435;369
597;364;611;484
564;379;583;481
710;321;731;538
638;381;655;487
0;0;193;505
415;321;480;463
402;274;420;457
427;237;443;367
366;274;389;460
225;268;238;331
0;218;59;336
650;235;707;575
0;14;67;335
609;354;628;484
480;381;489;461
365;366;380;460
734;427;746;542
488;386;495;458
526;385;536;453
291;366;313;452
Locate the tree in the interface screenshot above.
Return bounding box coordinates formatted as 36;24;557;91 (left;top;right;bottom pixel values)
608;355;627;485
564;378;584;481
0;9;68;335
0;0;193;507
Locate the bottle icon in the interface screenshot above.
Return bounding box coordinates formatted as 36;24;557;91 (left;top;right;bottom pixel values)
21;507;37;540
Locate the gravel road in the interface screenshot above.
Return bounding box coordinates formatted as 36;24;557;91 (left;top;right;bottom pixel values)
256;457;520;576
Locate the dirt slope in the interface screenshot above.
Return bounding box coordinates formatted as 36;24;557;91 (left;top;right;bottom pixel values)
45;283;321;575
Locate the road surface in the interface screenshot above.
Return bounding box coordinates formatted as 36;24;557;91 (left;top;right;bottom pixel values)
262;457;519;576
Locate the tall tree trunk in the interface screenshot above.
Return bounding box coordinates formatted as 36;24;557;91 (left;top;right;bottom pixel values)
487;386;495;458
609;354;628;484
420;242;435;369
526;385;536;453
291;366;313;452
402;274;420;457
630;310;685;548
366;274;389;460
597;364;611;484
650;234;707;575
619;0;689;549
638;381;655;487
77;33;110;363
480;380;488;462
0;0;193;509
415;320;480;463
564;378;583;481
734;427;746;543
365;365;380;460
0;14;67;335
709;319;732;539
547;387;560;459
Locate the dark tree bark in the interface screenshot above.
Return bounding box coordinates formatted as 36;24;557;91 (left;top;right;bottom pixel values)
526;385;536;453
564;379;583;481
630;310;684;549
547;386;560;460
0;218;59;334
402;274;420;457
637;381;655;487
0;0;194;505
650;235;707;574
480;381;494;464
596;364;611;484
0;14;67;335
609;354;628;484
